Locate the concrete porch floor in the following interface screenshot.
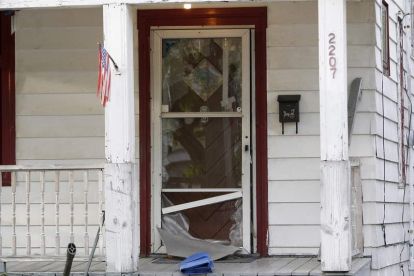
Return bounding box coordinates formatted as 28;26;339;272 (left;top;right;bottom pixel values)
2;257;371;276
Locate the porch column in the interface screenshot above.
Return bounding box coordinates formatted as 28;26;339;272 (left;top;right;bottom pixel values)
318;0;351;272
103;3;139;273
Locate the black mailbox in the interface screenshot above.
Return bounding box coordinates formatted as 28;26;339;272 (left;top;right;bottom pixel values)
277;95;301;134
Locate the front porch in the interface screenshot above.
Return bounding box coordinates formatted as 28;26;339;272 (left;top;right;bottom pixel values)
2;257;371;276
0;0;388;273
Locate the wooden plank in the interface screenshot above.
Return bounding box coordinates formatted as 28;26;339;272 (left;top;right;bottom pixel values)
11;172;17;256
16;115;105;138
89;262;107;272
83;171;90;254
200;262;243;276
268;158;320;181
103;5;137;271
16;138;105;160
9;261;55;272
268;2;317;24
348;259;367;275
0;257;106;263
309;263;323;276
268;181;320;203
16;49;98;72
318;1;352;271
320;161;351;271
139;258;155;266
54;171;60;256
319;0;349;160
139;261;177;276
17;8;103;28
5;262;25;271
40;171;46;255
25;172;31;256
156;263;181;276
103;3;135;163
0;164;104;172
33;261;66;272
268;226;320;248
69;261;90;272
275;258;311;276
162;192;242;214
267;24;318;47
268;136;320;158
219;263;254;276
16;27;102;50
16;94;103;115
258;258;296;276
239;258;280;276
291;258;320;276
268;203;320;225
268;69;319;91
105;163;139;272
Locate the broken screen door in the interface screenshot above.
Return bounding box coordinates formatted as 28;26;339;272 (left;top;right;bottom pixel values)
152;29;251;254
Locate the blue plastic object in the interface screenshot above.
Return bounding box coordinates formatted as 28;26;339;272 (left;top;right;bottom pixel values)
179;252;215;274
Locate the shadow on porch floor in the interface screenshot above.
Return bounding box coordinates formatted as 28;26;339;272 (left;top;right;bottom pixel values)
3;257;371;276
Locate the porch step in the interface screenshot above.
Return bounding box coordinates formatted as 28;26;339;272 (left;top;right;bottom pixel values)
2;257;371;276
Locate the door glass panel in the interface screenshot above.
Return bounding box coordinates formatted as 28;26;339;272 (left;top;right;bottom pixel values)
162;38;242;112
154;30;250;252
162;117;242;189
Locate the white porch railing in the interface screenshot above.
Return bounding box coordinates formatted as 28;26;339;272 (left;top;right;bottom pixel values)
0;164;105;261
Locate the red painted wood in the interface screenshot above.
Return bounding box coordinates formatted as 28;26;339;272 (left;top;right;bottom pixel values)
0;12;16;186
137;7;268;256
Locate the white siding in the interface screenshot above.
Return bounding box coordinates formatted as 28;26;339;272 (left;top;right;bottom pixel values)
4;8;109;255
266;0;378;256
8;2;403;274
366;0;414;273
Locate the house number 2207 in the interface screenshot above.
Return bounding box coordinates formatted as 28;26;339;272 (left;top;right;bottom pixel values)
328;33;337;79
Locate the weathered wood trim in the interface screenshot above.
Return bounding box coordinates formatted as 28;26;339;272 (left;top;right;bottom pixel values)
104;163;139;272
320;161;351;271
104;3;139;273
318;0;351;270
0;164;105;171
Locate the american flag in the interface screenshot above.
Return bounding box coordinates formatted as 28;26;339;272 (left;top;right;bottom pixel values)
97;44;111;107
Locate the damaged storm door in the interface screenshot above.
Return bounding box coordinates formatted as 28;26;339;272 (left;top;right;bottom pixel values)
152;29;251;253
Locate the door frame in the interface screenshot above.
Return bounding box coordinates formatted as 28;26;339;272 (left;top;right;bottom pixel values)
152;28;252;253
137;7;268;256
1;12;16;186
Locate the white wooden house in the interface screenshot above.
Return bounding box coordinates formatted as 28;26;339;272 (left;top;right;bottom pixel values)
0;0;412;275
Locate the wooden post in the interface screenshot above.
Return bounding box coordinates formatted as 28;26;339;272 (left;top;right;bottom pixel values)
103;3;139;273
318;0;351;271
